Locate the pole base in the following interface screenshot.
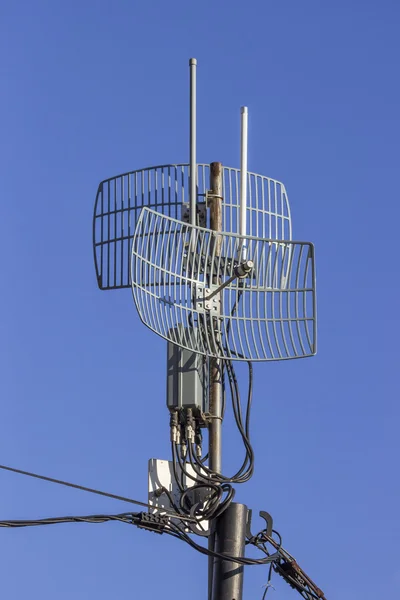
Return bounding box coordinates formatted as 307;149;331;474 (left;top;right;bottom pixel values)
210;502;248;600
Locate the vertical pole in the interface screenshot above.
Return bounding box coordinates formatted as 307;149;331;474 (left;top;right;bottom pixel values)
189;58;197;226
208;161;223;600
211;503;248;600
239;106;248;260
208;161;223;473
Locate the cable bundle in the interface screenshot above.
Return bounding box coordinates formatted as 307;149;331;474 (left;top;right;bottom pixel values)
166;353;254;527
0;462;326;599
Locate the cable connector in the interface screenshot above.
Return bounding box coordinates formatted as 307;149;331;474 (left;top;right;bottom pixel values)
195;424;203;458
185;408;195;444
170;410;179;443
181;442;187;459
234;259;254;278
137;512;169;535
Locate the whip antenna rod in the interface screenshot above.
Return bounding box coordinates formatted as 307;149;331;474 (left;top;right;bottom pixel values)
189;58;197;226
240;106;248;259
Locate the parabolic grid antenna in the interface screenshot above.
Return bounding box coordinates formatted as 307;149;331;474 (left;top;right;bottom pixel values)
93;164;292;290
131;208;316;361
92;59;317;362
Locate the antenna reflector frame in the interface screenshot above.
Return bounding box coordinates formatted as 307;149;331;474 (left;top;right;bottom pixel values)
131;208;316;362
93;164;292;290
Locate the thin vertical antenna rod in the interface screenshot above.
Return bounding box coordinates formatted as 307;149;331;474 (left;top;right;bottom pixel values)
189;58;197;226
240;106;248;259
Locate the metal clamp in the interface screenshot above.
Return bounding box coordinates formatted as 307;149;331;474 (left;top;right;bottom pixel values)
182;202;207;227
137;512;169;534
195;285;221;314
204;190;223;207
246;509;273;542
202;260;254;303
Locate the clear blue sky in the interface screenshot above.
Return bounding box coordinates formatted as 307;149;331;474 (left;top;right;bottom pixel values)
1;1;399;598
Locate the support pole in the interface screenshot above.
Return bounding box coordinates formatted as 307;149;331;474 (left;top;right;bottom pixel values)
208;161;223;474
239;106;248;260
211;502;248;600
189;58;197;226
208;161;223;600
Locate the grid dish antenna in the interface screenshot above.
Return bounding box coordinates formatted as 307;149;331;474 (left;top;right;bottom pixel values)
131;208;316;361
93;165;292;290
92;58;317;361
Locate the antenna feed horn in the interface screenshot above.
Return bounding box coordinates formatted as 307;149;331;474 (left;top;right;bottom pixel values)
235;260;254;278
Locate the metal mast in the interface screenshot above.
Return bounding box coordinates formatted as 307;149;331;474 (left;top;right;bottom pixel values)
207;161;224;599
208;161;223;476
92;57;322;600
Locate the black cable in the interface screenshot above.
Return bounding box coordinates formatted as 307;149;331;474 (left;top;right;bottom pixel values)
166;520;280;566
270;529;283;548
171;442;185;494
261;563;274;599
174;441;225;521
185;443;209;483
0;507;323;598
224;358;254;482
170;435;237;522
251;529;326;600
199;452;209;464
159;487;181;515
0;466;325;597
219;289;255;484
0;463;193;522
226;289;243;342
186;443;236;520
0;504;277;572
0;512;141;529
0;508;274;566
165;287;256;528
221;362;226;419
0;464;150;508
245;360;253;436
191;354;254;485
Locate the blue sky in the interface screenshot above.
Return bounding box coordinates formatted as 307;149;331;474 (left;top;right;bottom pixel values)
1;1;399;598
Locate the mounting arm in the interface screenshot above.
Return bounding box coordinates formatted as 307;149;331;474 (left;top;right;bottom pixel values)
203;260;254;302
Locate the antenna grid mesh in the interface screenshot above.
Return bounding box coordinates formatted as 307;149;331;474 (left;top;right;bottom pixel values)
93;164;292;290
131;208;316;362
